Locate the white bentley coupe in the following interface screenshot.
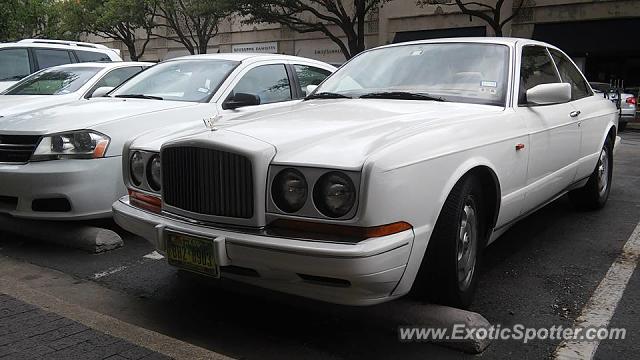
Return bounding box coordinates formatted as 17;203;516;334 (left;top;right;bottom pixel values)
0;54;334;220
113;38;618;308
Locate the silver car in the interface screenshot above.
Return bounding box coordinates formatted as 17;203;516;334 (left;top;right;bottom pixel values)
590;82;636;131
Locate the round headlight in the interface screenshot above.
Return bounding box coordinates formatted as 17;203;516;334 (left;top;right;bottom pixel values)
313;172;356;218
130;151;145;186
147;154;161;191
272;168;308;213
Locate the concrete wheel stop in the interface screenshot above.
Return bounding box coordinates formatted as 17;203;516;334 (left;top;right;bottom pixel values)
386;301;493;354
0;215;123;253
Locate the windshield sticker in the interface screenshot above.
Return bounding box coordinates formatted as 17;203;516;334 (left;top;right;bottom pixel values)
411;49;424;56
481;81;498;88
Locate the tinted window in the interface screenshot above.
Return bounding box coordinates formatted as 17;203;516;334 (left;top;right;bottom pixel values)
5;67;101;95
76;50;112;62
549;49;591;101
34;49;74;69
231;64;292;105
294;65;332;96
0;49;31;81
113;60;238;102
519;46;561;105
87;67;143;97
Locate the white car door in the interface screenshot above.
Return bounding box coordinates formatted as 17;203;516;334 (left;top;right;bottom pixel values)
517;45;581;213
548;48;611;181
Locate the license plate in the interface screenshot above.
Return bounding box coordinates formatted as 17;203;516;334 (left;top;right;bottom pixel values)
166;231;219;277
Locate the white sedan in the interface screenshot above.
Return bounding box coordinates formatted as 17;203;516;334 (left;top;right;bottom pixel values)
0;62;152;118
0;54;335;220
113;38;618;308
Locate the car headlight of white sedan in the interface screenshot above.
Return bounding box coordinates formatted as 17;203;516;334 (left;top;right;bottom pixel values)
30;130;110;161
268;166;360;220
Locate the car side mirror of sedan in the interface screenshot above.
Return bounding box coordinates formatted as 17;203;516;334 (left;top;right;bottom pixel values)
88;86;115;98
305;85;318;96
526;83;572;105
222;92;261;110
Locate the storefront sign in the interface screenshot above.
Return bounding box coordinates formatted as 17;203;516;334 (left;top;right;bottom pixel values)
232;42;278;54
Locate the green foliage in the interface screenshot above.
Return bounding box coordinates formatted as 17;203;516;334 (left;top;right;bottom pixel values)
0;0;75;42
235;0;390;59
154;0;233;54
62;0;157;60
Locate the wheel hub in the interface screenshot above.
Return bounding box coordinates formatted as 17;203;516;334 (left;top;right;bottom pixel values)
597;147;609;197
457;202;477;291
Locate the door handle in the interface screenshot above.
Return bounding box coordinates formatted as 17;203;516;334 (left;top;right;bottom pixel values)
570;110;581;118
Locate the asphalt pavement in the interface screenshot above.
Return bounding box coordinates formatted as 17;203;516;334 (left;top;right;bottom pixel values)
1;130;639;360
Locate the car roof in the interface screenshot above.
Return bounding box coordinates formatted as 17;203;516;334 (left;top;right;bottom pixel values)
376;37;560;51
169;53;336;68
0;41;121;59
45;62;153;70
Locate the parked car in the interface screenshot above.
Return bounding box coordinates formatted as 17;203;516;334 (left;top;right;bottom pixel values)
0;62;151;118
0;53;335;220
0;39;122;92
113;38;618;308
589;82;636;131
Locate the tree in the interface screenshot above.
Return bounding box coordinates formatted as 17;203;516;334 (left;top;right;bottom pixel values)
235;0;390;60
154;0;233;55
0;0;74;42
63;0;157;60
418;0;529;37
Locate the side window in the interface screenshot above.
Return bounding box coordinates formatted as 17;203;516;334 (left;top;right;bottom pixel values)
34;49;74;70
519;46;561;105
549;49;591;101
87;67;144;97
76;50;112;63
0;49;31;81
230;64;292;105
294;65;332;97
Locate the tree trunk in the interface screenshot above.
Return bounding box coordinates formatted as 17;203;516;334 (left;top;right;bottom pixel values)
125;42;139;61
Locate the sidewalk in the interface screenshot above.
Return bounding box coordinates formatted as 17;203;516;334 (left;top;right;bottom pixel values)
0;294;169;360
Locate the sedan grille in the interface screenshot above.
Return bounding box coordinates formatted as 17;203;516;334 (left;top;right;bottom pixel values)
0;135;41;163
162;147;254;219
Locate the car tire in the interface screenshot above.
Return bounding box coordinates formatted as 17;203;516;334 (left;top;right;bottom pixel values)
568;138;613;210
619;122;627;132
412;175;486;309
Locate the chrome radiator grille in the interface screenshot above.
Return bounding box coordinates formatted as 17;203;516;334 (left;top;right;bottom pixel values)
161;147;254;219
0;135;41;163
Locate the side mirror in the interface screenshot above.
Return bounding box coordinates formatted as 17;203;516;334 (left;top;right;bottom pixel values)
305;85;318;96
526;83;571;105
222;92;261;110
88;86;115;98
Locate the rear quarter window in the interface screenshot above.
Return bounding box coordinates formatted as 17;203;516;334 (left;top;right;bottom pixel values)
76;50;112;62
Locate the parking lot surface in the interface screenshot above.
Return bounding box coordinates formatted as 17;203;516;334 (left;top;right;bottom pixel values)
1;131;639;360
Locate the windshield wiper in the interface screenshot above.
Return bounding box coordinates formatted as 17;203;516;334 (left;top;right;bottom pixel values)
359;91;445;102
115;94;164;100
306;92;351;100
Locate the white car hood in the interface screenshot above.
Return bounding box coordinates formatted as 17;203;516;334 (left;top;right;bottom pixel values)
169;99;504;170
0;94;80;118
0;97;197;135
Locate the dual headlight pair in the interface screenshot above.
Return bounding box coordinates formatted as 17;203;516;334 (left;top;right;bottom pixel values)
31;130;110;161
129;151;162;192
271;168;357;218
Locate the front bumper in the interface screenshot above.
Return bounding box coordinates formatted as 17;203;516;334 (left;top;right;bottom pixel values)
0;156;125;220
113;196;414;306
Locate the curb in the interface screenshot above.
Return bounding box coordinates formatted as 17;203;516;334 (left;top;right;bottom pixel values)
0;215;123;253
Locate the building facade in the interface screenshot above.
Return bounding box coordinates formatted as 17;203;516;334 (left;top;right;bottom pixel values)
85;0;640;86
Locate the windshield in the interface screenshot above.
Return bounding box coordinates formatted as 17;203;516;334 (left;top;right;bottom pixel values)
4;67;102;95
315;43;510;106
112;60;239;102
